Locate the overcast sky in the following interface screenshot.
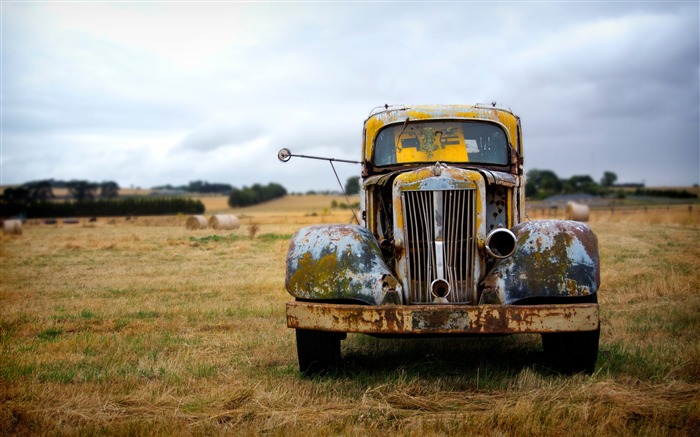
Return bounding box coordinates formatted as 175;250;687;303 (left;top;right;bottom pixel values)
2;1;699;192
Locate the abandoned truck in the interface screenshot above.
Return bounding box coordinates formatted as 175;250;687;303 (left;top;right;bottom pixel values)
282;104;600;376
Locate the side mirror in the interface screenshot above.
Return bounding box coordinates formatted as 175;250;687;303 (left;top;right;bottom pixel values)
278;148;292;162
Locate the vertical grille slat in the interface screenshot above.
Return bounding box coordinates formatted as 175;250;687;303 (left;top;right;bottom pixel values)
402;189;476;304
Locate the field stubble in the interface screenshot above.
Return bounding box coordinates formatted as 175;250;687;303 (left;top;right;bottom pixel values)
1;202;698;436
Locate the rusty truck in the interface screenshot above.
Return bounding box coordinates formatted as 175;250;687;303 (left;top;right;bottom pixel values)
281;104;600;376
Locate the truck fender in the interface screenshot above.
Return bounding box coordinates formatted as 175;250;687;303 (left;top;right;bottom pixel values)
286;224;402;305
480;220;600;304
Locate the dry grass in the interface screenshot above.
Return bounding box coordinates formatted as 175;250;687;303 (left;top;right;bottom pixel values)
1;203;698;436
195;194;362;226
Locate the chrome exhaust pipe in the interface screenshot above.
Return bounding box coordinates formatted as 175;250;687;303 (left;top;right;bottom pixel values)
485;228;517;259
431;278;451;304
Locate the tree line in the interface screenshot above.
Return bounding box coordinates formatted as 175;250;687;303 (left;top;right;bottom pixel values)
3;180;120;202
2;179;293;216
0;179;207;218
1;198;204;219
525;169;696;200
228;183;287;207
525;170;621;199
4;179;240;200
152;180;233;194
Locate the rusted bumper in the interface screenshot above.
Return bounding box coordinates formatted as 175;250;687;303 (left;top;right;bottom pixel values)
287;301;599;334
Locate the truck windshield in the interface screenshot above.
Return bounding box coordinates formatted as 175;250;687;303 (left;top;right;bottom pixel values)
373;120;509;166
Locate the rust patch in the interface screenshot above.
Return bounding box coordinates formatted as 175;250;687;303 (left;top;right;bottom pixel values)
285;225;401;304
288;302;599;334
480;220;600;303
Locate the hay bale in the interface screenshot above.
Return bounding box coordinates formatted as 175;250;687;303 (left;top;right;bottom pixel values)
566;202;590;222
3;219;22;235
208;214;240;230
186;215;208;230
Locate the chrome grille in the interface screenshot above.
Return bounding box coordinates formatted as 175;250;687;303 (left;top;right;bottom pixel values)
402;189;476;304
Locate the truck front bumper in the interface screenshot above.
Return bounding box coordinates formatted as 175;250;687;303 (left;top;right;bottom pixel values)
287;301;599;334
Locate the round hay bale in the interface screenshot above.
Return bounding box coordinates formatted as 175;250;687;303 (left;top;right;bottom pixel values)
186;215;208;230
566;202;590;222
208;214;240;230
3;219;22;235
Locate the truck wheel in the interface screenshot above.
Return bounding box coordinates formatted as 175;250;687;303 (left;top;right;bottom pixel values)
296;329;342;376
542;328;599;374
541;294;599;374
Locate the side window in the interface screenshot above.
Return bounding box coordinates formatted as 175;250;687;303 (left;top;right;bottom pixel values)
374;128;397;166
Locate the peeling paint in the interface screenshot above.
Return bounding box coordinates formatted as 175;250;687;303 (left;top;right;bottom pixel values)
287;301;599;334
486;184;510;230
480;220;600;304
286;224;402;304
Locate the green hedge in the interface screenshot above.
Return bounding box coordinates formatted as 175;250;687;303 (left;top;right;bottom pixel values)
634;188;697;199
228;182;287;207
1;197;205;218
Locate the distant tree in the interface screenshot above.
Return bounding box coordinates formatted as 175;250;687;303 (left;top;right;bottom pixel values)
2;186;31;202
205;183;233;194
525;169;562;198
2;181;54;202
227;182;287;207
228;187;256;206
185;180;233;194
600;171;618;187
48;179;68;188
250;183;264;199
24;180;55;201
152;184;188;191
187;180;205;193
262;182;287;199
345;176;360;195
564;175;598;195
100;181;120;198
66;180;98;201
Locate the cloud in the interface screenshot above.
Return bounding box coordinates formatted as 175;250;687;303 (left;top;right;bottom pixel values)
176;120;266;153
1;2;698;190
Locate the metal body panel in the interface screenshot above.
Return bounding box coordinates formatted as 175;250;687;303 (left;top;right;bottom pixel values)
480;220;600;304
287;301;599;334
285;224;402;305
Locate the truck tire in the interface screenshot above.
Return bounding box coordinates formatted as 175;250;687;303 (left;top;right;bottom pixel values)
541;294;599;374
296;329;342;376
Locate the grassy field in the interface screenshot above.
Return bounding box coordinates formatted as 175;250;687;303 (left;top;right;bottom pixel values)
1;196;699;435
